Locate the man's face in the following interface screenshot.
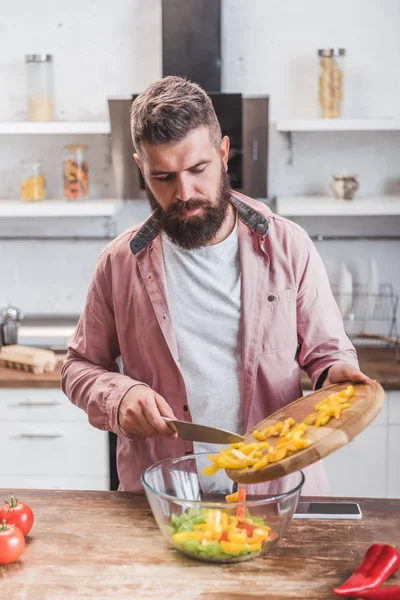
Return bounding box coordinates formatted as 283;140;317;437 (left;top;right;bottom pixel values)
135;127;232;249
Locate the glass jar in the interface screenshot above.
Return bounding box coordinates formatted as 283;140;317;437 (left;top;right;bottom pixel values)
25;54;54;122
63;144;89;200
20;161;45;202
318;48;345;118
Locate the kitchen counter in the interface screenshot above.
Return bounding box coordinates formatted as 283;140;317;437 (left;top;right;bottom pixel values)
1;489;399;600
0;347;399;389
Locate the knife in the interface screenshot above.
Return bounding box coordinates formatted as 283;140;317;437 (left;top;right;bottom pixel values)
162;417;245;444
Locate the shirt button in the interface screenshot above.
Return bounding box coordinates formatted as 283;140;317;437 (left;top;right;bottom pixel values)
268;294;275;302
183;405;188;412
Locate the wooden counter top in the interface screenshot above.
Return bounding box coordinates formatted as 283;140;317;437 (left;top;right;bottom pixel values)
0;347;399;389
1;489;399;600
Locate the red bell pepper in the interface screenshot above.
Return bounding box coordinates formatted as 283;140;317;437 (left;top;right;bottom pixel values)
334;544;400;597
353;587;400;599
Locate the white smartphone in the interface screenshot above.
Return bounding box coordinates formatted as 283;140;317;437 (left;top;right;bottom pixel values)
293;501;362;520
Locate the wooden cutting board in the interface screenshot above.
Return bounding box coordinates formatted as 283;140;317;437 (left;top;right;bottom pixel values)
226;380;385;485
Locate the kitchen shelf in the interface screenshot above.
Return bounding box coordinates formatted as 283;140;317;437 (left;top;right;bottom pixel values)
276;196;400;217
275;119;400;132
0;122;110;135
0;199;123;218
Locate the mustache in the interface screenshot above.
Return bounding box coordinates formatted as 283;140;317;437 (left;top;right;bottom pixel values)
166;198;210;216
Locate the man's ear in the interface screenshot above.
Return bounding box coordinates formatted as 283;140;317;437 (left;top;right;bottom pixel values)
220;136;230;171
134;153;144;176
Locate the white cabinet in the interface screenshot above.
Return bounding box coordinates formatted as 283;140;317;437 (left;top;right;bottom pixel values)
388;391;400;425
388;426;400;498
0;388;109;491
323;426;387;498
306;387;397;498
387;391;400;497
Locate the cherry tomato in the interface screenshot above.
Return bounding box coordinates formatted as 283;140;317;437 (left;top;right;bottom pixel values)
0;520;25;565
0;495;34;536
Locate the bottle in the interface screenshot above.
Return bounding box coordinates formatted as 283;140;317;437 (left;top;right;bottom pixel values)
20;161;45;202
318;49;345;118
63;144;89;200
25;54;54;121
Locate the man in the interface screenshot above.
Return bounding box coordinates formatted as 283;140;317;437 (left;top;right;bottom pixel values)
61;76;370;495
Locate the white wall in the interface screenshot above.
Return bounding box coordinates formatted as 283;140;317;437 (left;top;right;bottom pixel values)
1;0;400;326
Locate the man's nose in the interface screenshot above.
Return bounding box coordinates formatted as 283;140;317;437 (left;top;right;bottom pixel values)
176;174;194;202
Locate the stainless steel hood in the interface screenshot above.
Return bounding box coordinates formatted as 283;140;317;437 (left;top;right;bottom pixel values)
107;0;269;201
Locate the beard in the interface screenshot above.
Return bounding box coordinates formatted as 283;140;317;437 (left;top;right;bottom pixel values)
145;167;232;250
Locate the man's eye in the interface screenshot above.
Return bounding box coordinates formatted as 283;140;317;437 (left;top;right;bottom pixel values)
191;167;206;174
155;174;173;182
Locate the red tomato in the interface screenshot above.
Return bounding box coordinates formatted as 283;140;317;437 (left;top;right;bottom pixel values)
0;520;25;564
0;496;34;536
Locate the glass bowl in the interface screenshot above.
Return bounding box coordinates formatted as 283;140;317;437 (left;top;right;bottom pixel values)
141;453;305;563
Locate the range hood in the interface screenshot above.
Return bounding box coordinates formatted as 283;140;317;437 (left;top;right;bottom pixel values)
108;0;269;200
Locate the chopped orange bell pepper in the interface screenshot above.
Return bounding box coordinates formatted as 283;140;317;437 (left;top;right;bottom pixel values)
225;491;239;503
236;486;247;519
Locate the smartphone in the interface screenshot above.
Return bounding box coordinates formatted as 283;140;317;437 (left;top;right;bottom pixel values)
293;501;362;520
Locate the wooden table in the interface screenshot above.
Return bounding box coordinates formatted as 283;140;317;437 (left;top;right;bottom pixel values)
1;490;399;600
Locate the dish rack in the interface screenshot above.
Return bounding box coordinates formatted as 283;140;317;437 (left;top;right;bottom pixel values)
333;283;399;361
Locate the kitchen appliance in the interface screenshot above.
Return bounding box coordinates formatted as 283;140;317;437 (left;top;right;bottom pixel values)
0;305;22;346
108;0;269;202
108;94;269;201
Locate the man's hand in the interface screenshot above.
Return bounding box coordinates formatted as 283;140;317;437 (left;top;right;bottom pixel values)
322;362;373;388
118;385;178;439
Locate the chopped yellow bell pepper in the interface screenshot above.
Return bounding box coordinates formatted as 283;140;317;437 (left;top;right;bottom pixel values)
253;429;266;441
220;540;247;553
173;531;202;543
251;527;271;542
221;512;229;530
202;464;219;476
246;542;262;552
227;527;247;544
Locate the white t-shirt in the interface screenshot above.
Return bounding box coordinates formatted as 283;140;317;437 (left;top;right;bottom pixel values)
161;220;243;493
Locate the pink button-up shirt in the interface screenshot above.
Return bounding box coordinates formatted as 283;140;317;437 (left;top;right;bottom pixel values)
61;193;358;495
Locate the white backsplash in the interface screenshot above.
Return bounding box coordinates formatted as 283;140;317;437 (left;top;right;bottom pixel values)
1;0;400;322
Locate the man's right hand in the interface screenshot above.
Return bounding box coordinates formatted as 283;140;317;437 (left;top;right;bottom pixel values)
118;385;178;439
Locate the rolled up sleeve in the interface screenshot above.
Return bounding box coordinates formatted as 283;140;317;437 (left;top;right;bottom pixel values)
295;232;359;389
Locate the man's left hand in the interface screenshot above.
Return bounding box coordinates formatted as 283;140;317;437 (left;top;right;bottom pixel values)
322;362;373;388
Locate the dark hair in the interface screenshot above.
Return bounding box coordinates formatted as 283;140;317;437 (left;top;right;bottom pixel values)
130;76;221;151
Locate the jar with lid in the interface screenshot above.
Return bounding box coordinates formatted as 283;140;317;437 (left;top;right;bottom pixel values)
318;48;345;118
63;144;89;200
20;160;45;201
25;54;54;121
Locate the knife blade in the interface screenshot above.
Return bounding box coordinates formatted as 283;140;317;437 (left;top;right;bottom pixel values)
162;417;245;444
